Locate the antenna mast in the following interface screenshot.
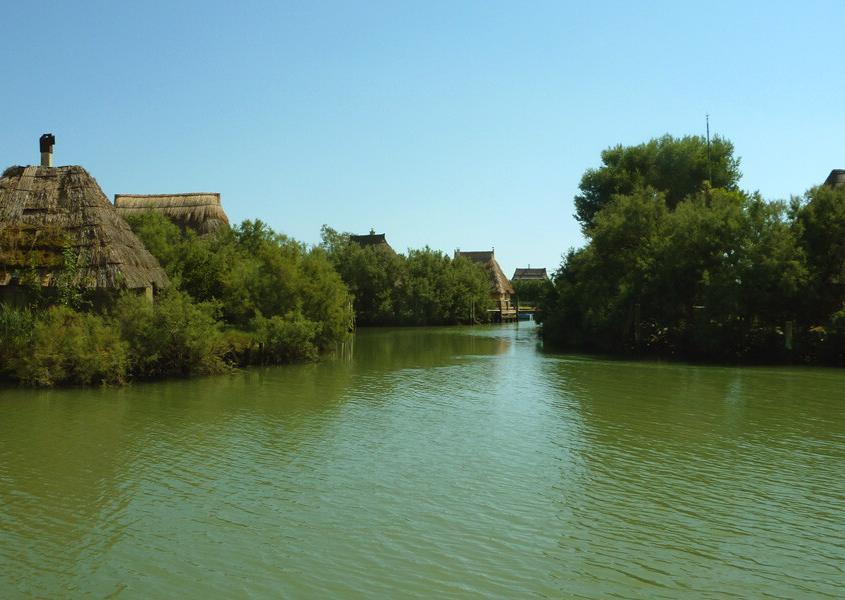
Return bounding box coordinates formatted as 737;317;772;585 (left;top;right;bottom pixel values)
706;114;712;183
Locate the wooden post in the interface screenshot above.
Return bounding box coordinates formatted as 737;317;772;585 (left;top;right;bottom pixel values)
785;320;794;350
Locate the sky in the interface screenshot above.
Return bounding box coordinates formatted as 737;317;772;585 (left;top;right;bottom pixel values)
2;1;843;277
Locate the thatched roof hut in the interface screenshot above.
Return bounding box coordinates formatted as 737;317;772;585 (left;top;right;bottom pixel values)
455;250;515;297
113;193;229;234
0;165;168;295
824;169;845;188
512;267;548;281
350;231;396;254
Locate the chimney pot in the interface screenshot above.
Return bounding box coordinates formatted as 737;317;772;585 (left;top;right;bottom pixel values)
39;133;55;167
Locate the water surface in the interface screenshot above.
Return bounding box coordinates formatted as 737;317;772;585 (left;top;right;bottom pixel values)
1;324;843;598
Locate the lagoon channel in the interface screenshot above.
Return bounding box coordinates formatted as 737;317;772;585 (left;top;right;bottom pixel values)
1;322;844;598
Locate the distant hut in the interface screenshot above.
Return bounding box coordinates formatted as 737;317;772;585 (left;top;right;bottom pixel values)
0;164;168;303
455;249;515;318
823;169;845;188
512;267;549;281
114;193;229;234
350;229;396;254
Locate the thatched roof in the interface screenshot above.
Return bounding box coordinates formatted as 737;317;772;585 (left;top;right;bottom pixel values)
512;267;548;281
350;232;396;254
0;165;168;291
114;193;229;234
824;170;845;188
455;250;515;296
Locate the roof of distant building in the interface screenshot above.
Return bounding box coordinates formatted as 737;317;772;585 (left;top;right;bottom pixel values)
0;165;168;291
455;249;514;296
512;267;548;281
824;169;845;187
114;193;229;235
350;231;395;253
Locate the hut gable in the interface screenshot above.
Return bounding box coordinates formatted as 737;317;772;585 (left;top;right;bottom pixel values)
512;267;548;281
114;193;229;234
824;169;845;188
0;165;168;292
455;250;515;296
350;231;396;254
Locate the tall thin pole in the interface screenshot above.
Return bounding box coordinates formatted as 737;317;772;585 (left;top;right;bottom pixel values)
706;114;712;183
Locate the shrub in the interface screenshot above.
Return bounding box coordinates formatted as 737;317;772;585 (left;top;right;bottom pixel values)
251;312;320;363
0;304;35;377
112;290;229;378
11;306;128;386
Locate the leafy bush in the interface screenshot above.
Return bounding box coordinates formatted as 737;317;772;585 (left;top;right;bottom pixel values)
0;304;35;377
128;215;354;346
11;306;128;386
251;312;320;363
112;290;229;377
320;227;492;326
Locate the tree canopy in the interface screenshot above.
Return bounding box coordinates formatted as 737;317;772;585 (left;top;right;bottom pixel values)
320;226;493;326
544;134;845;364
574;134;741;232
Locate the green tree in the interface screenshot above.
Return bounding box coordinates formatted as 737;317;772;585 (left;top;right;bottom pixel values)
574;134;741;232
794;184;845;323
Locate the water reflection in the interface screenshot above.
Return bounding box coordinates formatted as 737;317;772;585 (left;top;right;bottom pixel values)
542;355;845;598
351;326;510;370
0;327;843;598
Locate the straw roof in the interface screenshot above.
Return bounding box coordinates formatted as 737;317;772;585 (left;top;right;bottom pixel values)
350;231;396;254
114;193;229;234
0;165;168;291
455;250;515;296
824;169;845;188
512;267;548;281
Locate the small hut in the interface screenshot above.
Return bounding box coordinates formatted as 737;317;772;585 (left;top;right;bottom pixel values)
113;193;229;234
512;267;548;281
0;164;168;303
350;230;396;254
455;249;515;318
823;170;845;188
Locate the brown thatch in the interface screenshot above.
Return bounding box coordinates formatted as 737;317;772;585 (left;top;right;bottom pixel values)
455;250;515;296
824;169;845;188
350;231;396;254
0;165;168;291
114;193;229;234
512;267;548;281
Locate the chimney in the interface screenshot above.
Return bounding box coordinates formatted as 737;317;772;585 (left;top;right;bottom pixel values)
39;133;55;167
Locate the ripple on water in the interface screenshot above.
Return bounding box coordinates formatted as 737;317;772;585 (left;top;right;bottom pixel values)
1;325;844;598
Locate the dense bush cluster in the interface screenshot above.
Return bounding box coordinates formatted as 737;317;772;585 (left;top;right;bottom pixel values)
1;215;354;386
541;134;845;364
2;212;496;386
320;226;493;326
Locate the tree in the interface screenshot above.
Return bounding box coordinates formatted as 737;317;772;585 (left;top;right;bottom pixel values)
795;184;845;323
574;134;741;232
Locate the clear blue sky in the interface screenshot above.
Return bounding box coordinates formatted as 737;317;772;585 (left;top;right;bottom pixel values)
3;1;842;277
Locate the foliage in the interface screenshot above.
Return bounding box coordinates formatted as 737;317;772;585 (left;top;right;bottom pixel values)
574;134;741;232
111;290;229;378
320;226;492;325
794;184;845;322
0;304;35;376
127;214;354;350
250;312;320;363
542;134;845;363
511;278;552;305
55;243;94;310
9;306;128;386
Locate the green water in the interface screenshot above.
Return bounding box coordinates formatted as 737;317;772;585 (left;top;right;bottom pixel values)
1;323;843;598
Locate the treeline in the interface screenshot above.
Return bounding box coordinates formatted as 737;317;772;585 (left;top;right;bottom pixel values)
320;226;493;325
1;214;353;386
541;134;845;364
